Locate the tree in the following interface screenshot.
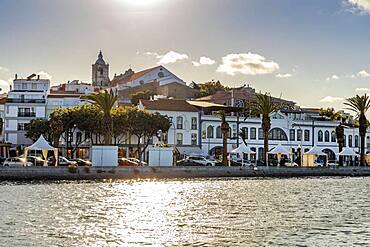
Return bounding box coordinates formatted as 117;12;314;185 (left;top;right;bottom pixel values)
85;89;118;145
335;123;345;166
131;90;152;105
112;107;129;144
25;119;52;142
252;94;281;165
125;108;170;161
198;80;230;97
218;110;229;166
319;107;343;121
344;94;370;166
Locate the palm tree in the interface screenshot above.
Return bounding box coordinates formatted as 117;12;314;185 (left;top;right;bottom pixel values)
344;94;370;166
85;89;118;145
218;110;229;166
319;107;343;121
253;94;280;165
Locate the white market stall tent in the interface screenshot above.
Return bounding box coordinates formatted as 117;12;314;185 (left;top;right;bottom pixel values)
24;135;58;166
338;148;359;166
231;143;256;166
268;144;291;165
303;146;327;167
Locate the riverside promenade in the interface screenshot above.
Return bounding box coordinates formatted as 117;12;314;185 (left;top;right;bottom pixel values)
1;166;370;181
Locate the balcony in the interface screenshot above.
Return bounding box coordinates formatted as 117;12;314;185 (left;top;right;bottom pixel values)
6;99;46;103
18;112;36;117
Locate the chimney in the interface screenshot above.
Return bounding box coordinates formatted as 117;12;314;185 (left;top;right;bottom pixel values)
37;75;40;80
15;74;18;80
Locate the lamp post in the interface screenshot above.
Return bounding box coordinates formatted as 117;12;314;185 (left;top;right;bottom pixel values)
157;129;162;166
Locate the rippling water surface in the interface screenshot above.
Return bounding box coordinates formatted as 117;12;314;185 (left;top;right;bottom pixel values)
0;178;369;246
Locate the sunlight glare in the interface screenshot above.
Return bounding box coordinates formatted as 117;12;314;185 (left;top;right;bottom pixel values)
117;0;163;7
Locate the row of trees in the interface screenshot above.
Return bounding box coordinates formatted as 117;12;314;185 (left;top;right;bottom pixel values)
26;90;171;159
235;93;370;166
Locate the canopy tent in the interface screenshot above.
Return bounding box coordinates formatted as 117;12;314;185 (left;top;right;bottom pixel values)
231;143;256;166
24;135;58;166
303;146;327;167
338;148;358;157
268;144;290;155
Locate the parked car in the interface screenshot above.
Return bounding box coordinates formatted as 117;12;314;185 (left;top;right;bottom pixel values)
118;158;139;167
185;156;216;166
70;158;92;166
128;158;147;166
0;157;6;165
3;157;32;167
48;157;77;166
176;159;198;166
27;156;46;166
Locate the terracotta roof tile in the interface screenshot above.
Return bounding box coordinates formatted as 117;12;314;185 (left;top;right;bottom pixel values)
110;66;161;86
141;99;199;112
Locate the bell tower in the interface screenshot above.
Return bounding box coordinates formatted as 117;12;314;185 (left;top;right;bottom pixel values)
92;51;110;87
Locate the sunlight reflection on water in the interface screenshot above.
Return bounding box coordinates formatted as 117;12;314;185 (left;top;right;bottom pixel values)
0;178;370;246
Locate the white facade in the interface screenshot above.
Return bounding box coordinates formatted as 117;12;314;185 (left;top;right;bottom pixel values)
5;76;50;146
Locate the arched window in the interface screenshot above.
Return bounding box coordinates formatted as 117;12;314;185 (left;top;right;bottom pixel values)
324;131;330;142
331;131;336;142
348;135;353;147
243;127;248;139
207;126;214;138
304;130;310;142
250;127;256;140
99;68;103;75
297;129;302;141
258;147;264;160
343;135;346;147
216;126;222;139
176;116;183;129
355;135;359;147
318;130;323;142
268;128;288;141
258;128;263;140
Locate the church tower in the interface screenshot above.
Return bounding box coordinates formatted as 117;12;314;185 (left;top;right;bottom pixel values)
92;51;110;87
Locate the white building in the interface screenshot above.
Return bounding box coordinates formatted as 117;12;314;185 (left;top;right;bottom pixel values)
4;74;50;146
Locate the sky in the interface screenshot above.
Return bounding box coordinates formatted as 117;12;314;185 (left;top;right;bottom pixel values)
1;0;370;110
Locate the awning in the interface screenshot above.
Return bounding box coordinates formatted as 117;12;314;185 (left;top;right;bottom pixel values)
176;146;204;156
305;146;327;156
231;143;255;154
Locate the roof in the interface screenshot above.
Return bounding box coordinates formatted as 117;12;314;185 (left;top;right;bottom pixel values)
48;92;84;98
25;135;55;150
110;66;161;86
140;99;199;112
187;100;225;108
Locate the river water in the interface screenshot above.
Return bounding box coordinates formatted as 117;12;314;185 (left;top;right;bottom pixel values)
0;178;369;246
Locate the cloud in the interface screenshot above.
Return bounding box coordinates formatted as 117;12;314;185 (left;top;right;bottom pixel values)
37;71;52;80
356;87;369;92
320;96;344;103
158;51;189;65
192;56;216;67
0;66;9;73
217;52;279;76
276;73;292;78
326;74;340;81
345;0;370;13
0;79;11;92
357;69;370;77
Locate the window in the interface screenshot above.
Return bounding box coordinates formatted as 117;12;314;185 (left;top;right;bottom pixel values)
202;130;206;139
176;116;183;129
191;133;197;145
207;126;214;138
5;120;9;128
32;83;37;90
297;129;302;141
331;131;336;142
289;129;295;141
241;127;248;140
228;127;232;138
304;130;310;142
355;135;359;147
324;131;330;142
250;127;256;140
233;124;237;138
191;117;197;130
6;106;9;114
268;128;288;141
343;135;346;147
158;72;164;77
258;128;263;140
216;126;222;138
67;131;73;142
22;83;27;90
99;68;103;75
318;130;323;142
348;135;353;147
177;133;183;145
17;123;27;131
